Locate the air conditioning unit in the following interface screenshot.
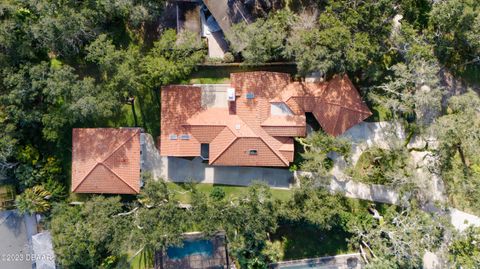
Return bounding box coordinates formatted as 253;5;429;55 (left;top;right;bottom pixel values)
227;87;235;101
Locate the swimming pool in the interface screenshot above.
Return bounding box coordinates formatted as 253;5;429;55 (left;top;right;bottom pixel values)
166;239;214;260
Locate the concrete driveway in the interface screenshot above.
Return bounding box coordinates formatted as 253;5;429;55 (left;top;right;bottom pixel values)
141;134;293;189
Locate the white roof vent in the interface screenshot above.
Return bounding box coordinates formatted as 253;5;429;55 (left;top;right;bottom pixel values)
235;124;241;130
227;87;235;101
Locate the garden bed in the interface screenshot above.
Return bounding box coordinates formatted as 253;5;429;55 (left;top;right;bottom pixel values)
350;147;409;185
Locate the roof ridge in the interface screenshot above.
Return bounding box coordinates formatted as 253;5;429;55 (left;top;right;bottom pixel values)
331;107;343;138
209;127;238;164
185;123;228;127
259;135;290;165
261;116;305;127
320;75;370;113
251;126;290;165
101;129;140;165
75;129;140;190
73;163;137;193
100;163;139;193
319;101;371;114
209;138;237;165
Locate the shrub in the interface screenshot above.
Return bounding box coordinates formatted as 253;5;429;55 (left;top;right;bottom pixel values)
210;187;226;201
351;147;410;185
223;52;235;63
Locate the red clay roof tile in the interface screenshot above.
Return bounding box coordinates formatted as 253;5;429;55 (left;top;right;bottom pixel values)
72;128;141;194
159;72;371;166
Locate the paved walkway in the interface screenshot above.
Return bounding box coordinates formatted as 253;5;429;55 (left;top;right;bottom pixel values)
318;122;478;231
296;171;400;205
141;134;293;188
449;208;480;231
327;122;446;206
142;123;480;231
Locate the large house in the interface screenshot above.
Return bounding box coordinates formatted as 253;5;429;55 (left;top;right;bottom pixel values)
71;128;142;194
159;71;372;167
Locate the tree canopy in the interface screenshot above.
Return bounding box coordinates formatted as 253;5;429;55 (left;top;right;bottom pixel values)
2;0;480;267
50;196;131;268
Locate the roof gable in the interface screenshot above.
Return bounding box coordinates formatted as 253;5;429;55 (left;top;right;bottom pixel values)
72;128;141;194
159;72;372;166
210;137;285;167
73;163;138;194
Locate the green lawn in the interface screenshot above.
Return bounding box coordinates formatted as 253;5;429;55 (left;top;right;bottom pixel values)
183;68;231;84
68;182;292;204
106;88;160;139
166;182;292;203
350;147;400;185
129;249;154;269
271;223;352;260
180;64;298;85
124;184;388;266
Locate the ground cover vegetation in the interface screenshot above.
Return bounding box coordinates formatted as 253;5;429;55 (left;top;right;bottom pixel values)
1;0;480;268
0;0;204;197
50;176;454;269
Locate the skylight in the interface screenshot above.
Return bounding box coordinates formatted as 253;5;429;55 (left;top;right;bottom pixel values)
179;134;191;140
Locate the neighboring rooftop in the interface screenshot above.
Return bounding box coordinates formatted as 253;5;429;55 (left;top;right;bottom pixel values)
202;0;252;34
160;71;372;167
32;231;56;269
172;0;253;58
0;210;36;269
71;128;142;194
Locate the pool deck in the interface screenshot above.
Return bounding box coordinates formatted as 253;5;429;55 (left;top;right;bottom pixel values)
156;233;229;269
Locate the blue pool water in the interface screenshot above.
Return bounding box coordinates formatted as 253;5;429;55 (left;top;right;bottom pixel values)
166;239;214;260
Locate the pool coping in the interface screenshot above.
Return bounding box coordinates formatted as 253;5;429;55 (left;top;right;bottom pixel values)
156;231;230;269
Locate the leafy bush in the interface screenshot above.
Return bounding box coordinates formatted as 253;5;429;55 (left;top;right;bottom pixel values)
15;185;51;214
209;186;226;201
297;131;351;176
351;147;411;185
223;52;235;63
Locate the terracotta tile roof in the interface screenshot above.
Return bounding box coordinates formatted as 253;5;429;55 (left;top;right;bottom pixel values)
159;71;371;167
261;115;306;126
72;128;141;194
160;86;203;156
